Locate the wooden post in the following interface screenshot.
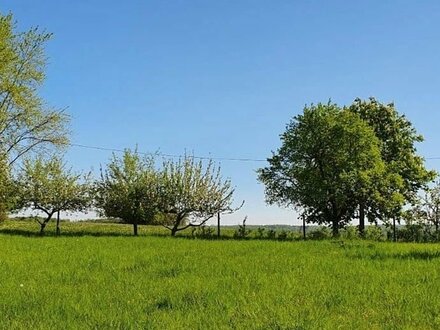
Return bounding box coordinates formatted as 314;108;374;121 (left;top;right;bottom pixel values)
217;212;221;238
302;217;306;240
393;218;397;242
359;202;365;238
56;210;61;236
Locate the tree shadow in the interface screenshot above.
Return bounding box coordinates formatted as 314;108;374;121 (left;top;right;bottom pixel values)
0;228;136;238
347;250;440;261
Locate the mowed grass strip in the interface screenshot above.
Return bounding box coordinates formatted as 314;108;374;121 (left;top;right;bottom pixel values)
0;222;440;329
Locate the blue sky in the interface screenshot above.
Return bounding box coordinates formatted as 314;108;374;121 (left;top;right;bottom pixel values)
3;1;440;224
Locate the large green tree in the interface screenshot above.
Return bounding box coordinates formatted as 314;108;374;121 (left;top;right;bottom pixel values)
16;156;92;234
258;102;386;236
348;98;435;233
0;13;69;165
0;13;69;219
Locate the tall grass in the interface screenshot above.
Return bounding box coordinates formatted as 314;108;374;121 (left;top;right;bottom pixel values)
1;220;440;329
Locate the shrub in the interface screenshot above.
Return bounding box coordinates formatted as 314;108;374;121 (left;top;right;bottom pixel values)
365;226;385;241
193;225;215;239
233;217;250;239
255;227;265;239
341;226;359;239
307;227;332;240
265;229;276;240
277;230;288;240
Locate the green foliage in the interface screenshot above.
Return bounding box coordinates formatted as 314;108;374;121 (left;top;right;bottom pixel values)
192;225;215;239
348;98;436;223
255;227;266;239
259;98;434;236
233;216;250;239
159;155;238;236
0;13;69;166
405;181;440;233
340;226;359;239
96;151;239;236
265;228;276;239
307;226;332;240
95;150;159;229
15;156;91;233
365;226;386;241
258;102;385;236
277;229;288;240
0;154;16;220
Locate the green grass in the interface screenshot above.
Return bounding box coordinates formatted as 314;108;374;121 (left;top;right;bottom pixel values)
1;220;440;329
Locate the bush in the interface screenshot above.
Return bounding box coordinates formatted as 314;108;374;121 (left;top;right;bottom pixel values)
365;226;385;241
233;217;250;239
265;229;276;239
277;230;288;240
307;227;332;240
398;224;432;243
341;226;359;239
254;227;265;239
193;225;215;239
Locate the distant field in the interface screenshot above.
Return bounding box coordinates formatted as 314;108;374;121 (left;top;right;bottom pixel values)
1;221;440;329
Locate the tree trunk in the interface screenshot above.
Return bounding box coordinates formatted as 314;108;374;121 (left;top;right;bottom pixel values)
133;222;138;236
40;214;53;235
56;211;61;236
332;219;339;237
359;202;365;238
40;222;47;235
171;225;178;237
217;212;221;238
171;216;183;237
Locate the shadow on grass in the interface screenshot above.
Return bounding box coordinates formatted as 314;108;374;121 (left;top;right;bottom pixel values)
0;228;137;238
0;227;234;239
347;250;440;261
0;227;308;242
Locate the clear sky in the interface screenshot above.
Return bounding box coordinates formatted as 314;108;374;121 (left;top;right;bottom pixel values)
3;1;440;225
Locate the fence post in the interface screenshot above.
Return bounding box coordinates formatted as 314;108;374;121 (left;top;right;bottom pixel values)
217;212;221;238
302;217;306;239
56;210;61;236
393;217;397;242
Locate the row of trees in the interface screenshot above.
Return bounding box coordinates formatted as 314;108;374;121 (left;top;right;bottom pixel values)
258;99;436;237
7;151;238;236
95;151;238;236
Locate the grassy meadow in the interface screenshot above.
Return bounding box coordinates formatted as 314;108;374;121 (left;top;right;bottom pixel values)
1;220;440;329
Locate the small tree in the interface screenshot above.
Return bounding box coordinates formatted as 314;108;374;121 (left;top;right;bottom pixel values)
95;150;159;235
159;156;240;236
16;156;91;234
406;182;440;234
